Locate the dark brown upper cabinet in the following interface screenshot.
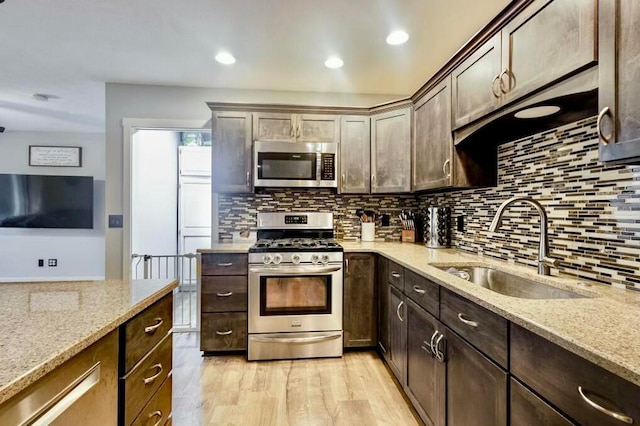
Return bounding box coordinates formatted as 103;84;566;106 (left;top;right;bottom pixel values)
598;0;640;164
371;105;412;194
252;112;339;143
340;115;371;194
211;111;253;193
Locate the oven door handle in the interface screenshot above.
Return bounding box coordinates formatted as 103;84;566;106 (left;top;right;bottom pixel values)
249;266;342;275
250;332;342;344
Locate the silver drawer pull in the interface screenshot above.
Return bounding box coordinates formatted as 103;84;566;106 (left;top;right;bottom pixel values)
148;410;163;426
391;272;401;278
217;262;233;267
216;291;233;297
413;285;426;295
457;313;478;328
578;386;633;424
143;363;163;385
396;301;404;322
144;318;163;334
216;330;233;336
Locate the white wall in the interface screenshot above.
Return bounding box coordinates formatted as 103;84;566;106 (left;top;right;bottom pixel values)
106;83;401;278
0;131;105;281
131;130;179;278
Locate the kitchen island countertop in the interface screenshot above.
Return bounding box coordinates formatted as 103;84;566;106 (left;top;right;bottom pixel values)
202;240;640;387
0;278;178;404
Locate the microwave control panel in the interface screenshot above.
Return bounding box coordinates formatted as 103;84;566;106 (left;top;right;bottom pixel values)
320;154;336;181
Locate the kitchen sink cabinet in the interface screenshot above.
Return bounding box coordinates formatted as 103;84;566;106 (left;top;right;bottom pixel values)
340;115;371;194
253;112;340;143
343;253;377;348
377;256;390;359
598;0;640;164
211;111;253;193
388;283;407;384
370;105;412;193
405;299;445;426
510;378;574;426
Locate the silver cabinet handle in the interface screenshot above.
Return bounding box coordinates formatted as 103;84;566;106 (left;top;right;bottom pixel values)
578;386;633;424
246;171;250;187
391;271;401;278
345;258;349;275
148;410;163;426
342;173;345;183
413;285;426;295
491;74;501;98
498;68;510;94
217;262;233;267
433;333;445;362
371;175;376;187
296;123;301;139
144;318;163;334
290;123;294;138
216;330;233;336
442;158;451;179
143;363;163;385
216;291;233;297
597;106;613;145
396;300;404;322
428;330;439;355
457;313;478;328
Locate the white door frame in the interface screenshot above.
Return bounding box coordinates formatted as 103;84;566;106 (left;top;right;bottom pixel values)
122;118;215;280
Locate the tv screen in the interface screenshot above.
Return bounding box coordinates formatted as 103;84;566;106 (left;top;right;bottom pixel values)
0;174;93;229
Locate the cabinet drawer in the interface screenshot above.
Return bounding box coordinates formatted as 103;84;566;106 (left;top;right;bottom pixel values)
510;378;574;426
511;324;640;426
131;374;172;426
122;333;173;425
201;276;247;312
123;294;173;373
388;261;405;291
405;269;439;317
201;253;248;276
201;312;247;351
440;288;508;368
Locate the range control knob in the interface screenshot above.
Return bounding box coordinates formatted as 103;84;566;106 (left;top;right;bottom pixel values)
311;255;320;265
291;254;301;265
321;255;330;265
262;254;273;265
272;254;283;265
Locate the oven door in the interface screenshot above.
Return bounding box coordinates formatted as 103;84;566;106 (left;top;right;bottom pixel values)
248;264;343;334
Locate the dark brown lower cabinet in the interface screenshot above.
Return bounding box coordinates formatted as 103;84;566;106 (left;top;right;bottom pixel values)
377;256;390;359
405;299;445;426
388;283;406;385
201;312;248;351
343;253;377;347
510;378;574;426
445;328;507;426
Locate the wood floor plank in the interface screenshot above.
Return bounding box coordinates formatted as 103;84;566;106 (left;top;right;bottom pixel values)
172;333;421;426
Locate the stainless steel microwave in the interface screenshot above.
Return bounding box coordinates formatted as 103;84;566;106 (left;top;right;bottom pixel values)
253;140;338;188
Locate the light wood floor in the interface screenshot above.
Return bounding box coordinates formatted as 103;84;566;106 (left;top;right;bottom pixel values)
172;333;421;426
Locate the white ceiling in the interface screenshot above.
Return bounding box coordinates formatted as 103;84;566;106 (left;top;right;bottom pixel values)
0;0;510;133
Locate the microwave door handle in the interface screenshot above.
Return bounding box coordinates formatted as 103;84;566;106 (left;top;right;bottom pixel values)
249;266;342;275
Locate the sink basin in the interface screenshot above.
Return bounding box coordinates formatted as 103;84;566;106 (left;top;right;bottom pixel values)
436;265;587;299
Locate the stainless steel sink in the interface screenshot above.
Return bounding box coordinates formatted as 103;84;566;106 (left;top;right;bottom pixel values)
436;265;587;299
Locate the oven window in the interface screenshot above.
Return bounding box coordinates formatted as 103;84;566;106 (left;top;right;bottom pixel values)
260;275;332;316
257;152;317;180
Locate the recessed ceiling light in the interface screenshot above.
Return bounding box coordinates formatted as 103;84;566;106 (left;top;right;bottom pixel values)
514;105;561;119
386;30;409;45
215;52;236;65
324;57;344;69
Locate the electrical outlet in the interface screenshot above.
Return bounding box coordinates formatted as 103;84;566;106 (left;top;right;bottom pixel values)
48;259;57;267
108;214;123;228
38;259;44;267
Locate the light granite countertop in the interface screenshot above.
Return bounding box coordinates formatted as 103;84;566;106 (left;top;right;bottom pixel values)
203;240;640;387
0;278;178;405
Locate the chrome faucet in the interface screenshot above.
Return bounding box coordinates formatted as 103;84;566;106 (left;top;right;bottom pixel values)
488;196;558;276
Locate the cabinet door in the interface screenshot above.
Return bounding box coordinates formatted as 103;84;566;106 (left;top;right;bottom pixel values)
510;378;574;426
211;111;252;193
413;76;453;191
405;299;446;426
501;0;597;103
599;0;640;163
388;284;407;385
343;253;376;347
452;33;502;129
252;112;296;142
377;256;390;358
445;328;507;426
297;114;340;143
371;106;412;193
340;115;371;194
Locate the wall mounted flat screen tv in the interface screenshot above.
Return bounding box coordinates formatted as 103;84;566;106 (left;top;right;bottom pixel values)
0;174;93;229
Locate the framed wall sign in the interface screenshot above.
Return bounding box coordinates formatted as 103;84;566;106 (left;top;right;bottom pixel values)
29;145;82;167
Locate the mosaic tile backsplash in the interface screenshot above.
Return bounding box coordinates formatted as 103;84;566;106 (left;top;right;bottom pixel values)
217;116;640;291
419;116;640;291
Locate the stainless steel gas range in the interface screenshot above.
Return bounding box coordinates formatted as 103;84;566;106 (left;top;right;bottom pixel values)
247;212;343;361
